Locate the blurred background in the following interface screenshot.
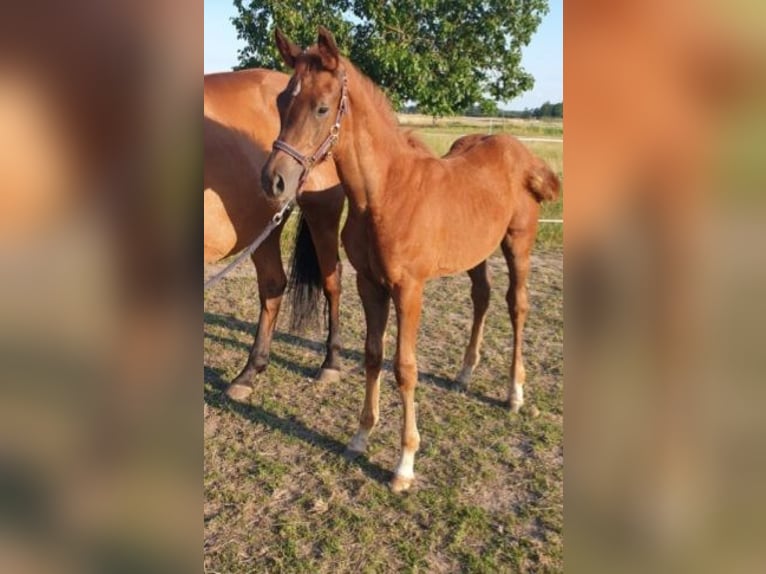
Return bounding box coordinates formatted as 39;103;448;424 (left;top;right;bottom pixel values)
0;1;200;572
1;0;765;572
566;0;766;572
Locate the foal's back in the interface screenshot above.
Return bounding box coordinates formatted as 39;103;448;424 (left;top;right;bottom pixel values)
380;132;557;278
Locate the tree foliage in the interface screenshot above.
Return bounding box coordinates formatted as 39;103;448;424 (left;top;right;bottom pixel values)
232;0;550;117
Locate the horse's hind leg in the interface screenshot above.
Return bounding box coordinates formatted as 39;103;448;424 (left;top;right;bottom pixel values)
456;261;491;390
501;227;536;412
226;232;286;402
302;192;345;383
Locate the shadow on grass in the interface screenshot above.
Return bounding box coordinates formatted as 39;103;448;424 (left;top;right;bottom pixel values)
203;332;318;380
205;311;507;408
465;390;509;410
204;365;391;485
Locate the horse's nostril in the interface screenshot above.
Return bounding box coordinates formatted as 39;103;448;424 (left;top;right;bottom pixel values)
274;173;285;196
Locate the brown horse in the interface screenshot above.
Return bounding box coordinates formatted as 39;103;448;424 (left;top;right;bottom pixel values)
262;28;559;492
204;68;346;401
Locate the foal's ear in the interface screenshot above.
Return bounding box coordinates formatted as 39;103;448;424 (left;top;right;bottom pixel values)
274;28;301;68
316;26;339;71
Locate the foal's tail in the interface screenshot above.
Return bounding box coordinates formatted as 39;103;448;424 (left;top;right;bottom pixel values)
287;213;323;332
527;163;561;203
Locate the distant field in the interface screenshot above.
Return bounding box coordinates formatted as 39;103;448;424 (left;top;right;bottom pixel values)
398;114;563;139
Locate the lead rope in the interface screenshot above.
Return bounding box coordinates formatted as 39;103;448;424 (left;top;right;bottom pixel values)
204;199;294;290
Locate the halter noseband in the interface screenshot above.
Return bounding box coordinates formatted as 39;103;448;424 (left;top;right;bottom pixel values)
272;71;349;190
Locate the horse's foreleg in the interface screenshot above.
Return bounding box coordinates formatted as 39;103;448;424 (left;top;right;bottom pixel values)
456;261;491;390
226;233;286;402
502;229;535;412
345;273;390;457
390;280;424;493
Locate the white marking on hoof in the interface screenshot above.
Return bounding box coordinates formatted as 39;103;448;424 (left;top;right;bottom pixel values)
510;383;524;413
346;429;370;454
393;450;416;481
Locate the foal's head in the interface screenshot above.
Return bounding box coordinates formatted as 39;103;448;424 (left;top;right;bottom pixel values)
261;27;347;205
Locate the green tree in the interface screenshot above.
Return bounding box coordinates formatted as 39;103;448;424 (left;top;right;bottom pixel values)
232;0;550;117
537;101;553;118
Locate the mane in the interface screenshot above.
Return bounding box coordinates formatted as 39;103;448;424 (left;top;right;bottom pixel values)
402;130;432;153
340;57;435;158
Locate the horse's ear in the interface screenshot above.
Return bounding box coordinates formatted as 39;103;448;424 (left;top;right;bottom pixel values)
316;26;339;71
274;28;301;68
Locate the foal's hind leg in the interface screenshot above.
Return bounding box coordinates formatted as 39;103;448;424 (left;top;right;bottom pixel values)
456;261;491;390
226;232;286;402
501;228;535;412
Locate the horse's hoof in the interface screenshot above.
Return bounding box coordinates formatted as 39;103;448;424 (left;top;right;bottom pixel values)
509;383;524;414
453;381;469;394
343;447;364;461
508;401;522;414
389;474;414;493
455;367;472;390
315;368;341;384
225;383;253;403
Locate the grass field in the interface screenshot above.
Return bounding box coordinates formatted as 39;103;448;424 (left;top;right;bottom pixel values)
399;114;563;139
204;120;563;573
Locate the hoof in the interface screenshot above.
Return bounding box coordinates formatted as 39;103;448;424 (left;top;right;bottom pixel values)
453;381;469;394
389;474;414;493
509;383;524;413
508;401;522;414
455;366;473;390
315;368;341;384
225;382;253;403
343;447;364;461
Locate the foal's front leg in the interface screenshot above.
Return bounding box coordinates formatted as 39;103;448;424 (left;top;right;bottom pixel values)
346;273;390;456
390;280;425;493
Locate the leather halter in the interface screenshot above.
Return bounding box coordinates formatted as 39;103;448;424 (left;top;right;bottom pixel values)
272;71;349;191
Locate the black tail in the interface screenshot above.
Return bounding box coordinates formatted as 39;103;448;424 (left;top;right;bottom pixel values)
287;213;323;332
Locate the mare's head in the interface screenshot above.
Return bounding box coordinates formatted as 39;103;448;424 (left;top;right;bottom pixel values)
261;27;347;205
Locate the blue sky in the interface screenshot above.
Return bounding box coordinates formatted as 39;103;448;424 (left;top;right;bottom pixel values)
204;0;562;110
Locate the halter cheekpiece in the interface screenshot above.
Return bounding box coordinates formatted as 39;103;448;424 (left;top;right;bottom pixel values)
272;71;349;190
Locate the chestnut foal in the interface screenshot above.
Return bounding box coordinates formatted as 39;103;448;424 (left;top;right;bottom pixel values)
262;28;559;492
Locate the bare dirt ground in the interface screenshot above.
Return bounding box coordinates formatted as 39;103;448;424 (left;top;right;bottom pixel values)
204;246;563;573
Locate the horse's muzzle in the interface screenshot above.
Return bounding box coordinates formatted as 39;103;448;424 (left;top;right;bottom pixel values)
261;153;300;202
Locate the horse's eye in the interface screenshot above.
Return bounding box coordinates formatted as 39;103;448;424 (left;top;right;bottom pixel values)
316;105;329;117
